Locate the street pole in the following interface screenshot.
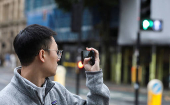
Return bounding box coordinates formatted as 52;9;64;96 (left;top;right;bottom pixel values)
76;68;80;95
134;0;142;104
134;31;140;105
73;0;83;95
76;31;82;95
169;46;170;91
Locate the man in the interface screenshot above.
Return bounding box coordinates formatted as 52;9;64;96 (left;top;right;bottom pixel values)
0;24;110;105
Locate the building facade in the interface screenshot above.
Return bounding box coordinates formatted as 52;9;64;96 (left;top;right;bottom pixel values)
0;0;26;65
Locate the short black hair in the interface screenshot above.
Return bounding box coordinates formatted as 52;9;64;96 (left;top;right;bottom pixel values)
13;24;57;66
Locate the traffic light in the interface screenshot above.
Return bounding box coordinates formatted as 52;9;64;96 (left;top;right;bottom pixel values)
71;1;83;32
140;0;151;30
142;19;153;30
140;0;162;31
140;0;151;19
78;61;84;69
76;61;84;95
141;19;162;31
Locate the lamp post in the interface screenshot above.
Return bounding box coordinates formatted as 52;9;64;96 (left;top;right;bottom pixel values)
134;31;140;105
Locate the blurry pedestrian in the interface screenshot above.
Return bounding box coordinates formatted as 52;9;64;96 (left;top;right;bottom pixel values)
4;53;10;67
0;24;110;105
10;53;16;69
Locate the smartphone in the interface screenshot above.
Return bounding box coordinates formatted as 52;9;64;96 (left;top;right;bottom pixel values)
81;50;95;66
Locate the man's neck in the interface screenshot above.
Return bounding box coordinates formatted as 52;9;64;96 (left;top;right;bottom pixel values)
20;66;45;87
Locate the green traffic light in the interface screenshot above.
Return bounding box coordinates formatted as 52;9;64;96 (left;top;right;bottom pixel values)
149;20;153;27
142;19;153;30
143;20;149;30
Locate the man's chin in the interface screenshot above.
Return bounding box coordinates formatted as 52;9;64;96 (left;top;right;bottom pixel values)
47;67;57;77
51;71;56;77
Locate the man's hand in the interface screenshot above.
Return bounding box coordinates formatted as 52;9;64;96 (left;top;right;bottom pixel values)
83;47;100;72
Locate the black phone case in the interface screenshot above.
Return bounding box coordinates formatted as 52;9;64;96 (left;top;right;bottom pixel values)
81;50;95;66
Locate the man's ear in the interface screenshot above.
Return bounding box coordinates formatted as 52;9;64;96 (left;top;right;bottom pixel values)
39;49;45;62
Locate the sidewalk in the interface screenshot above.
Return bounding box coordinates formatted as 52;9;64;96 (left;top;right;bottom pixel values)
66;75;169;94
104;80;169;97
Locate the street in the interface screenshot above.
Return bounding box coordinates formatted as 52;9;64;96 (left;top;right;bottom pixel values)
0;67;169;105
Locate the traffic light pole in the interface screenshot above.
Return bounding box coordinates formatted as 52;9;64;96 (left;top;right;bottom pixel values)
76;26;82;95
73;0;83;95
76;68;80;95
134;31;140;105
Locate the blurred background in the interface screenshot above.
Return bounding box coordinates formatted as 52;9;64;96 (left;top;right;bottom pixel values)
0;0;170;105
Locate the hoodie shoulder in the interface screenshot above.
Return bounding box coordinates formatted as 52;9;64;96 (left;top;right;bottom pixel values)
50;81;67;94
52;81;66;90
0;83;17;105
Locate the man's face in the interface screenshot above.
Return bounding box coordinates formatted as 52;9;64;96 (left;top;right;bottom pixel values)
43;37;60;76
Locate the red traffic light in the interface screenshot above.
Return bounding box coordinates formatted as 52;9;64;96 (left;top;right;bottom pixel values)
78;61;84;69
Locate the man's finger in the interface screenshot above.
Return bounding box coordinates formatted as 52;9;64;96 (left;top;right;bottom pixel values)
83;57;91;65
86;47;99;60
90;48;99;59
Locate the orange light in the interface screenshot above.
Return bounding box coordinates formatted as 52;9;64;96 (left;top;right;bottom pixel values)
78;61;84;69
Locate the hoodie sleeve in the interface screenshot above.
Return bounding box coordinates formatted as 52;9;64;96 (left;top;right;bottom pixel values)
64;70;110;105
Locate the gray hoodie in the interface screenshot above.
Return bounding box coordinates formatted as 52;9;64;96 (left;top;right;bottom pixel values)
0;67;110;105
